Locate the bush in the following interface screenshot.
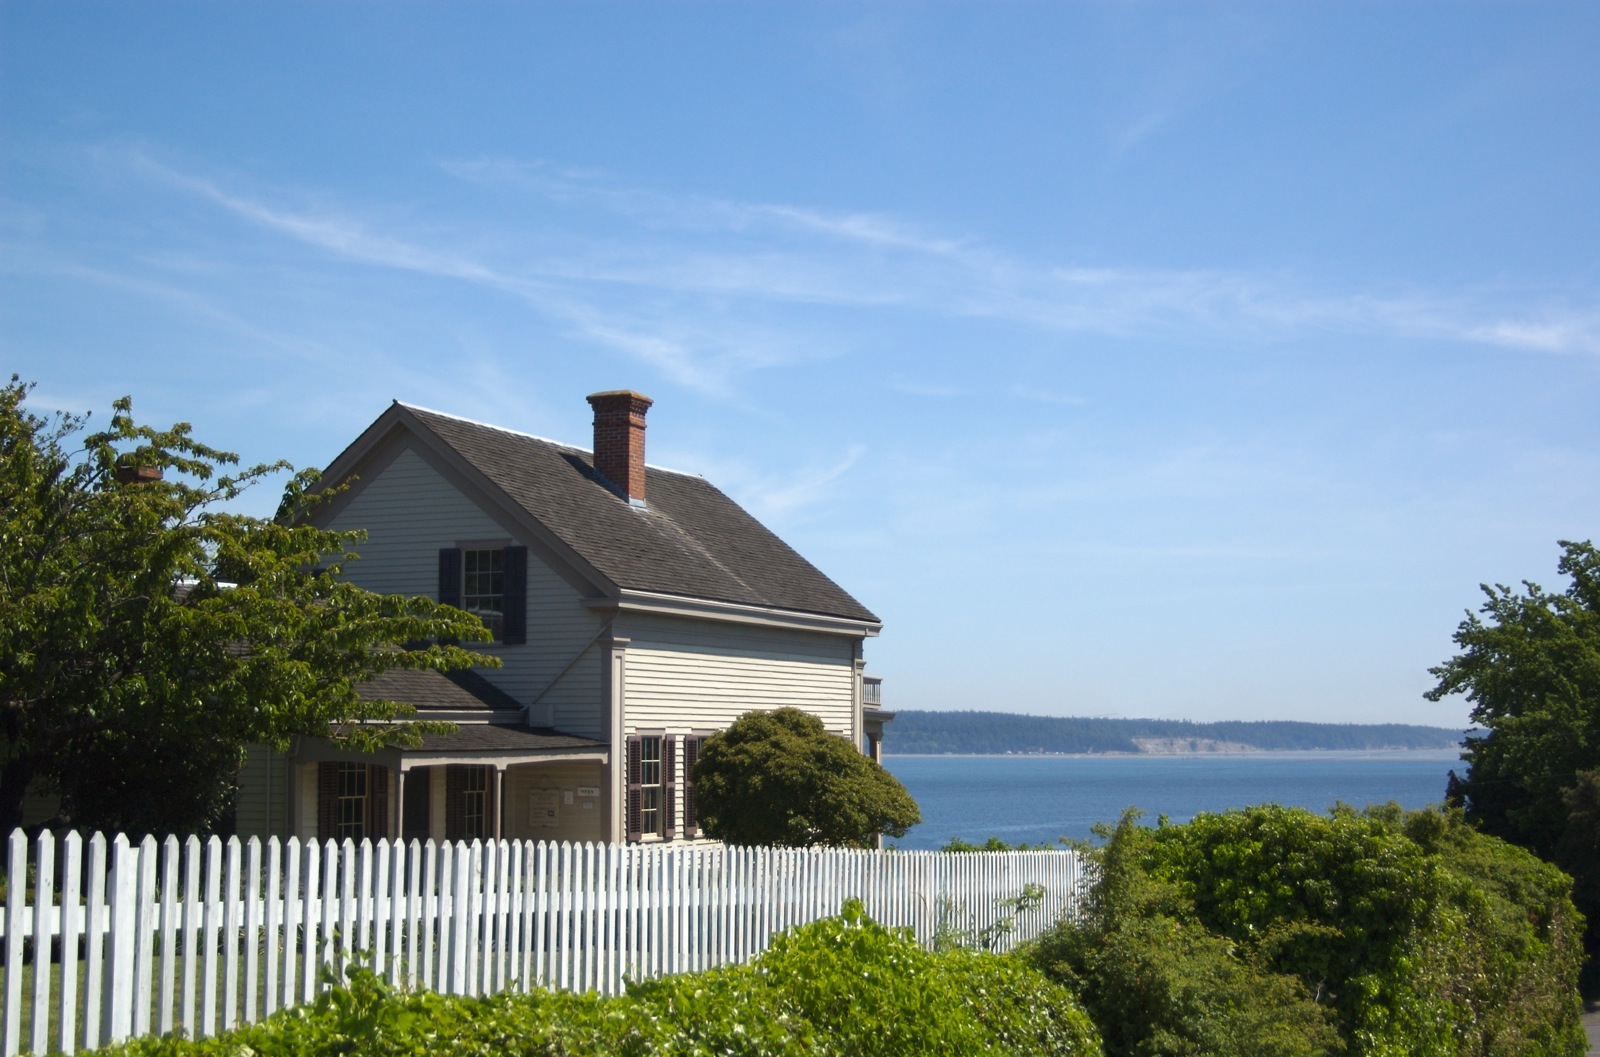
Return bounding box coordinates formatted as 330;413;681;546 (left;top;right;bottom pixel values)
1029;805;1586;1057
1026;813;1340;1057
691;707;921;847
92;901;1102;1057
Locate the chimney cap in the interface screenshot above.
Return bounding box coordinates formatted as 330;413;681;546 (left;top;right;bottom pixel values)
586;389;654;407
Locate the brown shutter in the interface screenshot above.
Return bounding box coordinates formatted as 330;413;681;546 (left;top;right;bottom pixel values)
663;736;678;841
369;765;389;840
625;736;642;842
445;765;465;842
683;736;701;838
317;763;339;841
502;547;527;645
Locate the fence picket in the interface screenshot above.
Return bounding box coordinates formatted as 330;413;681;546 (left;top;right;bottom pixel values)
59;832;84;1056
131;836;158;1038
27;833;53;1057
158;836;179;1037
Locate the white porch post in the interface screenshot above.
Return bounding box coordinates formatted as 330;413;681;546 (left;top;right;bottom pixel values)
604;635;630;843
394;768;406;840
494;766;507;839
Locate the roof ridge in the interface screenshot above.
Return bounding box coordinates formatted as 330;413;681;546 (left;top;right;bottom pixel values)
397;401;704;478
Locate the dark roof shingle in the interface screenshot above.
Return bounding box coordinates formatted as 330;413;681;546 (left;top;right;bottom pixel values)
402;405;877;623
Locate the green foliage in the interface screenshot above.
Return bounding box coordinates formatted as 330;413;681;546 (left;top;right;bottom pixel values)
1027;812;1341;1057
1390;805;1587;1057
1030;805;1585;1057
1426;540;1600;983
940;835;1059;851
0;378;494;835
90;902;1103;1057
934;883;1048;952
691;707;921;847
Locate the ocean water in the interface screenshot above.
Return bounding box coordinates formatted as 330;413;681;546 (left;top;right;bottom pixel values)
882;751;1461;850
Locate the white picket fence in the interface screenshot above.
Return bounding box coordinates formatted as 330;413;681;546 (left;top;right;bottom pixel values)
0;828;1082;1056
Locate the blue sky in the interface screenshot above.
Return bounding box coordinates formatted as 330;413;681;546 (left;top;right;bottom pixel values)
3;3;1596;728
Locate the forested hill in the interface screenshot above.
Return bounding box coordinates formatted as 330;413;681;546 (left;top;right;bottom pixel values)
883;711;1465;755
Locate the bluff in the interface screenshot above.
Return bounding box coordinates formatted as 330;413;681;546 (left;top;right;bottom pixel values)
884;710;1464;755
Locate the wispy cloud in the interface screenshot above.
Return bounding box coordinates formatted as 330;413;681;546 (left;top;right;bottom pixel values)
94;146;1600;396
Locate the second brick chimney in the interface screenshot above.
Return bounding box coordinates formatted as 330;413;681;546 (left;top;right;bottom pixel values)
586;390;654;505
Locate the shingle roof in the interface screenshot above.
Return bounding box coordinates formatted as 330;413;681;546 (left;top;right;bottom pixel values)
355;667;523;712
412;724;606;753
400;404;878;624
353;668;605;752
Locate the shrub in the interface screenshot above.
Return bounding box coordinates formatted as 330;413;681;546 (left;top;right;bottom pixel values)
1031;805;1586;1057
91;901;1102;1057
1026;813;1340;1057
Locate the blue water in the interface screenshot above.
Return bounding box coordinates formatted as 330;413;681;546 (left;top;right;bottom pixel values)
882;751;1461;850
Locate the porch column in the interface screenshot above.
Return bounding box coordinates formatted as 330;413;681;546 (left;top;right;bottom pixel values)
394;768;406;840
604;635;631;843
494;765;507;840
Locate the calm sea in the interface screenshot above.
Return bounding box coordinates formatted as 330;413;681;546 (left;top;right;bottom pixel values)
882;751;1461;850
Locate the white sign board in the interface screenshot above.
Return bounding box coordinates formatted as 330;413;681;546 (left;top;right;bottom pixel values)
529;789;560;828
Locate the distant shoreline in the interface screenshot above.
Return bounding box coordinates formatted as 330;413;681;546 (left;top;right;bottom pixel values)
884;748;1463;760
883;710;1465;757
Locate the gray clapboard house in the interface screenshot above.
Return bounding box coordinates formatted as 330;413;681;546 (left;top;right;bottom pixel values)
235;391;887;846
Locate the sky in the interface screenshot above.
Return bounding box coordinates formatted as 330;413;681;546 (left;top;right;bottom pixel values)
3;3;1597;729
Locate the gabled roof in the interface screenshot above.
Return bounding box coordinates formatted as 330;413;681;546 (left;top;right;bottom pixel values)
328;402;878;626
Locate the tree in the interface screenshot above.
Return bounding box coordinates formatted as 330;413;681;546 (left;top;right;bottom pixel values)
1428;539;1600;981
690;707;920;848
0;377;494;835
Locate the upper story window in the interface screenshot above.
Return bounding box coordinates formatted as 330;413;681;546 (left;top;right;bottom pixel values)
863;677;882;707
438;545;527;645
462;549;505;641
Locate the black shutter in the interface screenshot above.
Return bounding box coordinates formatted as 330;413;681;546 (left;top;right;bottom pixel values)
445;765;465;841
369;765;389;841
438;548;462;608
663;737;678;841
317;763;339;841
626;736;642;842
683;736;701;838
502;546;527;645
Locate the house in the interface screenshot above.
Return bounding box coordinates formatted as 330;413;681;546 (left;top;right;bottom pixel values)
235;391;884;845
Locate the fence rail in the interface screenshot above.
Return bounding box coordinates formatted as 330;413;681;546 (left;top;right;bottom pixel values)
0;828;1082;1056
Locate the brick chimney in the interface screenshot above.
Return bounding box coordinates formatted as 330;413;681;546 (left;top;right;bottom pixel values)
586;390;653;504
114;461;163;485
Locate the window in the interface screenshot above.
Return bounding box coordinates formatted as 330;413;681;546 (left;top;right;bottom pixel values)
438;546;527;645
445;765;496;841
462;766;488;839
639;736;664;837
317;762;389;841
462;549;505;641
337;763;368;840
863;678;882;706
626;733;677;841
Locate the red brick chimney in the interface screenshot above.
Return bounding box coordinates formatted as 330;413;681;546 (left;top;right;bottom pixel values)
586;390;653;504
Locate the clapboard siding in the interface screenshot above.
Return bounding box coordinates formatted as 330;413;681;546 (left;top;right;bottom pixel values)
621;616;856;738
504;762;608;844
235;746;291;840
326;445;607;737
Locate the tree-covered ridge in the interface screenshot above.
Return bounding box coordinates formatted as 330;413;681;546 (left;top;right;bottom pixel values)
885;710;1464;755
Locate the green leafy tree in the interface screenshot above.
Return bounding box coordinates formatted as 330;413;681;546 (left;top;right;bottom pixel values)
1427;540;1600;975
691;707;921;847
0;377;493;835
